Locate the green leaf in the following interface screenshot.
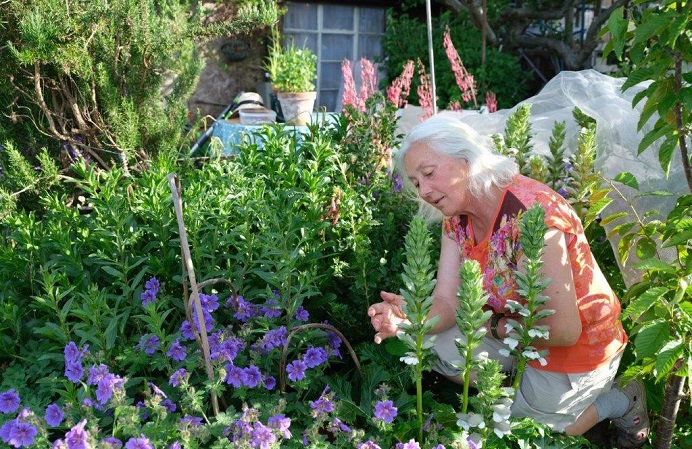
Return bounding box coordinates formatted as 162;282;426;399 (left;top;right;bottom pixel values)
632;258;676;273
655;339;684;380
606;7;628;58
658;136;678;177
638;124;674;155
663;229;692;248
624;286;668;320
585;196;612;228
633;321;669;358
613;172;639;190
622;67;656;91
101;265;124;278
599;211;629;227
636;237;657;260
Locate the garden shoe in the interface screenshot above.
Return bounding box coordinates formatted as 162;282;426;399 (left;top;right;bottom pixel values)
612;377;649;448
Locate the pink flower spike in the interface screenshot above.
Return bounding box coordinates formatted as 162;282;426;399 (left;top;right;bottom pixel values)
341;59;360;112
416;59;434;121
486;91;498;113
359;58;378;106
443;26;477;109
386;60;414;108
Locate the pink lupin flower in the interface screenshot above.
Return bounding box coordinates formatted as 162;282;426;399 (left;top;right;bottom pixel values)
341;59;361;112
485;90;498;113
416;59;434;121
359;58;378;106
386;60;415;108
443;25;477;109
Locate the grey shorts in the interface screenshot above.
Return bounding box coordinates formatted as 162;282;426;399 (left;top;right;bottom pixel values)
427;326;623;432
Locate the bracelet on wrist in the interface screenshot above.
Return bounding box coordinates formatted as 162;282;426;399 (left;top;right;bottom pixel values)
490;313;504;340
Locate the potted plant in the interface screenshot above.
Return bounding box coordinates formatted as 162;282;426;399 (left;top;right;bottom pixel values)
265;36;317;125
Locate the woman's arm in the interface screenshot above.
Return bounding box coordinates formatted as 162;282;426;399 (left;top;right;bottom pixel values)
368;230;463;342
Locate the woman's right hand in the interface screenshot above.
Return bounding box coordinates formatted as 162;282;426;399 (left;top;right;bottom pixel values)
367;291;408;344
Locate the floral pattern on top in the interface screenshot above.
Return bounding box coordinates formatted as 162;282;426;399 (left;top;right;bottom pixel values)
444;213;523;313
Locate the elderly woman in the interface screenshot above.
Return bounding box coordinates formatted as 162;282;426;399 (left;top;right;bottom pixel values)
367;114;648;447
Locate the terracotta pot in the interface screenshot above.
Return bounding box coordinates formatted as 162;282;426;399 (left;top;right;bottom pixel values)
277;91;316;126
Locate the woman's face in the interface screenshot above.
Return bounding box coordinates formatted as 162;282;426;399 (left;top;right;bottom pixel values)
404;142;471;217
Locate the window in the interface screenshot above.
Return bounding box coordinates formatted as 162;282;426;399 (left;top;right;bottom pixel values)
283;2;387;112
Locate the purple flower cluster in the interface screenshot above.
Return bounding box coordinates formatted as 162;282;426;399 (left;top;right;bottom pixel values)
210;333;245;361
166;339;187;362
230;295;258;322
285;344;330;383
86;363;125;405
260;292;282;319
0;389;20;414
140;277;160;307
309;386;335;418
136;334;161;355
252;326;287;354
225;408;291;449
224;364;263;388
0;396;39;448
64;341;89;383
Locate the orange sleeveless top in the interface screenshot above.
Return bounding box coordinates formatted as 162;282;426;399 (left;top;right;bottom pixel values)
443;175;627;373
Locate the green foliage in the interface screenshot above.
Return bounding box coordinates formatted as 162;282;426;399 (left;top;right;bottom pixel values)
380;11;531;110
493;104;534;173
0;0;203;174
266;36;317;93
604;4;692;187
454;260;492;413
396;216;438;442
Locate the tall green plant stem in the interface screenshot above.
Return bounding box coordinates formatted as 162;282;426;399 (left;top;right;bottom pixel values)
397;217;439;444
454;259;492;414
504;205;553;391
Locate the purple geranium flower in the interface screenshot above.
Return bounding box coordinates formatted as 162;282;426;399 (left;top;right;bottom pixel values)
63;341;81;363
243;365;262;388
101;437;123;448
161;399;177;412
263;375;276;390
145;277;160;294
250;422;276;449
286;359;307;382
396;440;421;449
0;420;15;444
295;306;309;321
267;414;291;439
8;421;38;447
45;403;63;427
303;346;328;368
0;389;20;414
65;419;89;449
87;364;110;386
310;395;334;416
169;442;182;449
357;441;382;449
374;399;398;424
137;334;160;355
65;361;84;383
199;293;219;312
169;368;188;387
225;365;244;388
167;339;187;362
125;436;154;449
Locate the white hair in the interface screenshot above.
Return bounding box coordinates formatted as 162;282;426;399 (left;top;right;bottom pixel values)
393;113;518;222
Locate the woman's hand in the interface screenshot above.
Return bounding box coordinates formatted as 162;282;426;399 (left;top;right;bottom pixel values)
367;291;408;344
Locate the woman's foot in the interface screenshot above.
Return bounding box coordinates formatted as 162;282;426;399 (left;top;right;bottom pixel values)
612;377;649;448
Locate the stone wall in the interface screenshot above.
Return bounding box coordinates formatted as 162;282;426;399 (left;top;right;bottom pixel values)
187;3;271;125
